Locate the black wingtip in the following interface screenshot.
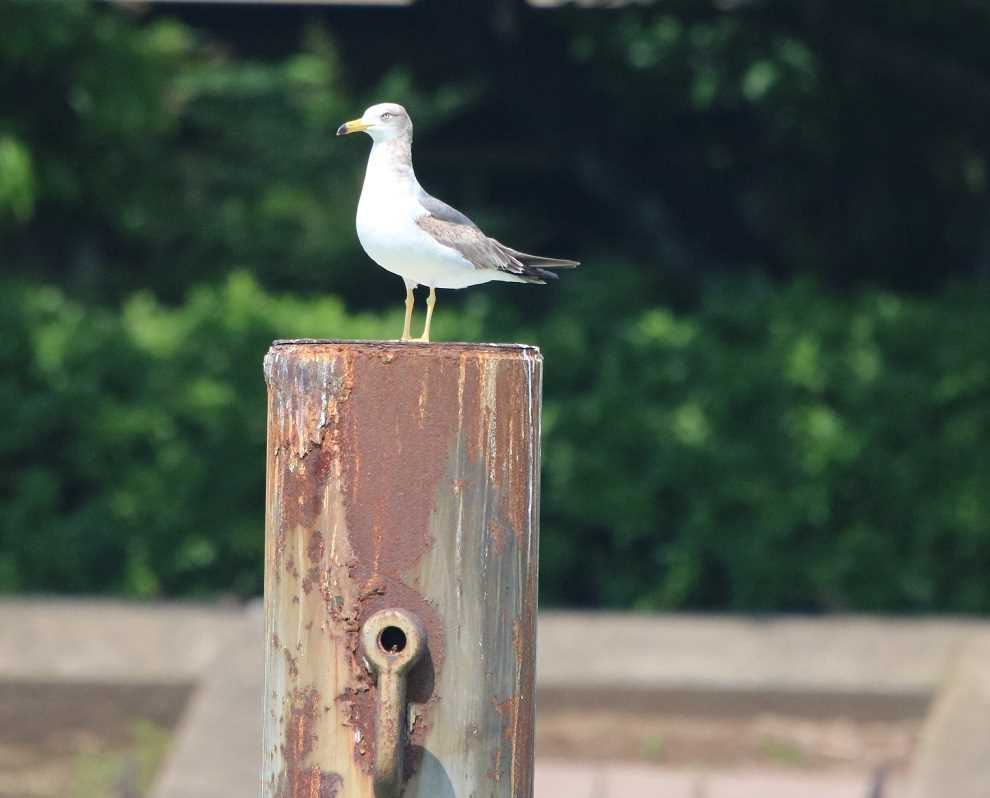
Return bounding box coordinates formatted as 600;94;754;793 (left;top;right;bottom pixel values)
530;268;559;282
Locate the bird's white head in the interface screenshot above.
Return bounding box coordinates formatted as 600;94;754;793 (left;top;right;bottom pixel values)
336;102;412;143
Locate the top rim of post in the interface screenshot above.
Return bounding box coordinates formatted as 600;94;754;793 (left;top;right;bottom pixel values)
269;339;542;356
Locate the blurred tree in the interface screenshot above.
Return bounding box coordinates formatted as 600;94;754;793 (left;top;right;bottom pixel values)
535;274;990;611
6;0;990;305
2;273;988;611
166;0;990;293
1;1;989;610
0;3;472;302
0;273;482;594
545;0;990;290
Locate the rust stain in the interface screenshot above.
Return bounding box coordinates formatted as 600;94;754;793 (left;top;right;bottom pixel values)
325;345;458;775
275;686;346;798
337;682;375;764
301;529;325;595
488;515;507;555
338;348;454;579
275;768;343;798
487;696;517;785
284;648;299;679
495;358;538;545
492;696;518;743
307;529;326;563
281;446;336;530
285;686;320;761
460;353;485;465
314;771;344;798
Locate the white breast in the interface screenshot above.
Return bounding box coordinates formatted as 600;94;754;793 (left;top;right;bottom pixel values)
354;145;502;290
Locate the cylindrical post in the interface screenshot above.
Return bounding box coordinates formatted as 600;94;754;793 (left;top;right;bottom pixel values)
262;340;542;798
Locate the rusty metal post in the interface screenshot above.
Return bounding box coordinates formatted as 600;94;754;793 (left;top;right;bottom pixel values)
262;340;542;798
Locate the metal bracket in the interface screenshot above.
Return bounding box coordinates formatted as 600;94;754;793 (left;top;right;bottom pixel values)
361;608;426;798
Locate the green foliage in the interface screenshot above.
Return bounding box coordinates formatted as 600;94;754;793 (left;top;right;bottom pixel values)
2;274;988;612
0;274;420;595
0;3;472;301
2;2;990;610
553;2;990;290
0;136;35;221
537;277;990;611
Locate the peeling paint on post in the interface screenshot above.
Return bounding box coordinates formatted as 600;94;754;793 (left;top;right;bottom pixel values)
262;340;542;798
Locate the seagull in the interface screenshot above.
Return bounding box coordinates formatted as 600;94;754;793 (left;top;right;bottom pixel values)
336;103;578;342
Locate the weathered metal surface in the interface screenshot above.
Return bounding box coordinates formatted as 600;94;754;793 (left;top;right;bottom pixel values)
262;340;542;798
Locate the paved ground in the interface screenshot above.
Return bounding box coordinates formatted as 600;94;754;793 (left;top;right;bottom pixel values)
0;682;186;798
150;609;260;798
537;611;984;698
142;605;958;798
1;600;985;798
534;762;905;798
0;598;243;684
3;599;984;696
907;633;990;798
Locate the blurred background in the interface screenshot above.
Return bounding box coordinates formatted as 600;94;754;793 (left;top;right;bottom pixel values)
1;1;989;796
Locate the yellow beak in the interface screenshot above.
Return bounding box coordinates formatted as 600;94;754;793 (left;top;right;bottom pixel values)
336;119;371;136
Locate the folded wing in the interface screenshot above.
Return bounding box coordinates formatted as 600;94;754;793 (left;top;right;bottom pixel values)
415;191;580;284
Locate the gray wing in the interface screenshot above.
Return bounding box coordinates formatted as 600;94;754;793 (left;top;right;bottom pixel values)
415;189;579;283
417;214;546;282
416;187;481;229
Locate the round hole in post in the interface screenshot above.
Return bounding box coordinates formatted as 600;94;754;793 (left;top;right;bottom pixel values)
361;608;426;676
379;625;407;654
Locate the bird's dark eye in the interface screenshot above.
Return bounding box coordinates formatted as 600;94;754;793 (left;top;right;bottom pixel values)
381;112;392;120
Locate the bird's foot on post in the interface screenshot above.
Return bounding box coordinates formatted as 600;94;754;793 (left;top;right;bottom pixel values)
400;286;415;341
416;287;436;343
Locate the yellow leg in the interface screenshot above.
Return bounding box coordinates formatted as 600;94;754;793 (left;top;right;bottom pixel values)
417;287;436;343
400;286;415;341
